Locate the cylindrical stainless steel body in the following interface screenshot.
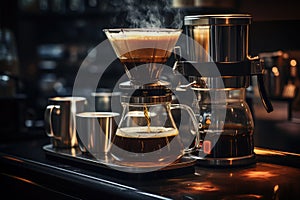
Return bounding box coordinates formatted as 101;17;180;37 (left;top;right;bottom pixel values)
184;14;251;63
183;14;253;89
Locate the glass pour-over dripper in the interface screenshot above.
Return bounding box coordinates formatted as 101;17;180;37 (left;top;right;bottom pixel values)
103;28;182;86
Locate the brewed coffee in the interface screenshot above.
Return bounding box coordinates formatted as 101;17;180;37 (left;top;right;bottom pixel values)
199;124;254;158
113;126;180;153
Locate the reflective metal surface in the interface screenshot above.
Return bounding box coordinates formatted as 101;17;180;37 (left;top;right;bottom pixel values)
184;14;251;63
76;112;119;158
44;96;86;148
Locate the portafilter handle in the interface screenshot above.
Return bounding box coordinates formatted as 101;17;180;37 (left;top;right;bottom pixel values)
248;56;273;113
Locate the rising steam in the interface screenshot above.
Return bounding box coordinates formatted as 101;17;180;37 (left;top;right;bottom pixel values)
111;0;183;29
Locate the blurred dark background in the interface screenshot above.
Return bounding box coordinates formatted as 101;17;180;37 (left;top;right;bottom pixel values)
1;0;300;153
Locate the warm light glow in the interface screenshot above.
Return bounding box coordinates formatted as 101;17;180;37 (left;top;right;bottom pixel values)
2;173;35;184
254;147;300;157
205;117;211;125
2;173;62;193
243;171;277;179
3;155;24;163
203;140;212;154
272;66;280;77
290;59;297;67
274;184;279;193
290;60;297;77
188;182;219;192
254;148;285;156
71;148;76;156
283;53;289;59
14;176;35;184
225;18;230;24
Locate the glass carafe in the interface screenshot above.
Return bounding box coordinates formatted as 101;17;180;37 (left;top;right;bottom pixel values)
192;88;255;165
109;101;199;166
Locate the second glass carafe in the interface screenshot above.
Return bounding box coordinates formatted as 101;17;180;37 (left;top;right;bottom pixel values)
191;88;255;165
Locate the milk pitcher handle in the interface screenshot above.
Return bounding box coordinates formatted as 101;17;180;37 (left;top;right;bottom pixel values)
170;104;200;153
44;105;60;138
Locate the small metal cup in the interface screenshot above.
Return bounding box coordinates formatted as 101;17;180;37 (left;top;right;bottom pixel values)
76;112;119;160
44;96;87;148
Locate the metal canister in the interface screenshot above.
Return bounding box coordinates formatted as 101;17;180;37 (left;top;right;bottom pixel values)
184;14;252;63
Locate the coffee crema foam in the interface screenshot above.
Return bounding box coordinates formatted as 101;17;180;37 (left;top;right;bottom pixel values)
105;29;182;58
116;126;178;138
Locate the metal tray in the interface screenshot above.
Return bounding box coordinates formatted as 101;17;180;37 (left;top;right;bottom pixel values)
43;144;197;174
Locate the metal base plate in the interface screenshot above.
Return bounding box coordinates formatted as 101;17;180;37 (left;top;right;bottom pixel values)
190;153;256;167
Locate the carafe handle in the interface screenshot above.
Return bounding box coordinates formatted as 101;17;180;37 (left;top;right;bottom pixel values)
170;104;200;153
44;105;60;138
248;56;273;113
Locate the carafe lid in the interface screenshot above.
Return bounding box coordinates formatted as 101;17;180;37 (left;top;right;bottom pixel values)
120;87;172;104
184;14;252;26
119;80;171;90
121;93;172;104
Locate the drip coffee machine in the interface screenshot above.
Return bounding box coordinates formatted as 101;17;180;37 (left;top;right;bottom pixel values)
176;14;273;166
103;29;198;167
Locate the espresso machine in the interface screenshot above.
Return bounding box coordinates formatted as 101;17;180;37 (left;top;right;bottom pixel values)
175;14;273;166
103;29;199;168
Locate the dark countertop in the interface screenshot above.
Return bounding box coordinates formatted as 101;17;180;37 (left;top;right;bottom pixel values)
1;134;300;200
